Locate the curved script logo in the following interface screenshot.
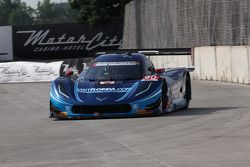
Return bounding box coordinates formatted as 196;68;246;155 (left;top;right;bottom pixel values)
16;30;123;52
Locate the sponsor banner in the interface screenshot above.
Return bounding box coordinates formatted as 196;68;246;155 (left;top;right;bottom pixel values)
0;26;13;61
0;61;62;83
12;19;123;60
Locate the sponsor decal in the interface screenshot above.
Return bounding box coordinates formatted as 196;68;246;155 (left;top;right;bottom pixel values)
94;61;139;66
100;81;115;85
141;75;160;81
78;87;132;93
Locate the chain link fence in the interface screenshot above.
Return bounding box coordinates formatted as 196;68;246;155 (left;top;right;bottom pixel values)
123;0;250;49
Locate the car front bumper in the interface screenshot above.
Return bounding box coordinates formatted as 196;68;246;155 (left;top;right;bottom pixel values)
50;93;162;119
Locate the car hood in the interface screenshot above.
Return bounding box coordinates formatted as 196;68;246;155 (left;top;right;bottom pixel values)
74;80;141;104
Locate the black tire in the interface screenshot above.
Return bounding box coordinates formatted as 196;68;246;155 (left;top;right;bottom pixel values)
184;73;191;110
184;100;189;110
161;81;168;111
161;80;174;113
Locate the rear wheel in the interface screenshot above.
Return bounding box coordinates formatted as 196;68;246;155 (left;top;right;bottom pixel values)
161;81;167;111
161;81;173;113
183;73;191;110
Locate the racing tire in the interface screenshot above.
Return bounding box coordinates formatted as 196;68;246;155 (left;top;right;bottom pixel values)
49;101;56;118
183;73;191;110
161;80;173;113
161;81;167;111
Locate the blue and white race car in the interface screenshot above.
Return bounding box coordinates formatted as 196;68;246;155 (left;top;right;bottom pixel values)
49;52;192;119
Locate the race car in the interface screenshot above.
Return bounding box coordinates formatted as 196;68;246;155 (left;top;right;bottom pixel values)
49;52;192;119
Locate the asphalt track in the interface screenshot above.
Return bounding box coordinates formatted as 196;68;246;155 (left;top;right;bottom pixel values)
1;80;250;167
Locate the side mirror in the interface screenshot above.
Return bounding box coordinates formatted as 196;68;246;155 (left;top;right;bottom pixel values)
155;68;165;74
65;70;74;77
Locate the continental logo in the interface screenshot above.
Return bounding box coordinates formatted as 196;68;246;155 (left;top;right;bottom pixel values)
78;87;132;93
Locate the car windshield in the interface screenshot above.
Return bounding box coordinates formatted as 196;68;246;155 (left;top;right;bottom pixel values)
79;61;142;81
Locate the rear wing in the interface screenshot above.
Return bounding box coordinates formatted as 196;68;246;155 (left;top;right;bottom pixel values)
166;67;195;72
138;48;191;55
95;48;194;70
138;49;195;71
96;48;191;56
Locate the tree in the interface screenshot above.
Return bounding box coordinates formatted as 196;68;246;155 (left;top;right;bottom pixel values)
53;3;78;23
0;0;12;25
36;0;77;24
69;0;132;24
36;0;56;24
0;0;34;25
8;2;34;25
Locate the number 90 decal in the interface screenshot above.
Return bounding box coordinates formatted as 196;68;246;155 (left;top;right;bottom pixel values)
141;75;160;81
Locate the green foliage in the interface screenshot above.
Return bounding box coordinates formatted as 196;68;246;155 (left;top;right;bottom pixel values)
0;0;34;25
0;0;78;25
36;0;77;24
36;0;56;24
69;0;132;24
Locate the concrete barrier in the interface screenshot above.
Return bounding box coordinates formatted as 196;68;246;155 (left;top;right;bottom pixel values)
215;47;231;82
193;47;217;81
149;55;192;69
193;46;250;84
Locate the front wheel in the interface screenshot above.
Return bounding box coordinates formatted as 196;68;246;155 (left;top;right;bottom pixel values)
183;73;191;110
49;101;56;118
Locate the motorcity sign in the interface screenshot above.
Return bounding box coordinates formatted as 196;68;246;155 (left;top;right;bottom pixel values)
12;19;123;60
17;30;122;52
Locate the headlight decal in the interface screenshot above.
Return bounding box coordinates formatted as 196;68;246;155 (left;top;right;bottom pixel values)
115;82;139;102
58;84;69;99
50;92;71;105
133;85;162;104
142;89;161;102
135;82;152;97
